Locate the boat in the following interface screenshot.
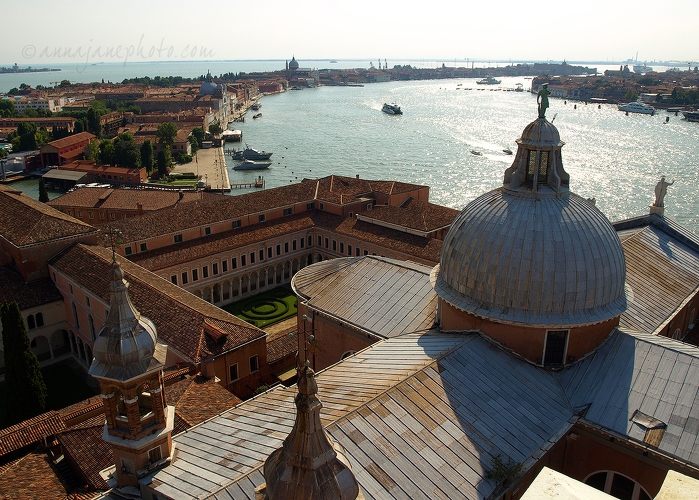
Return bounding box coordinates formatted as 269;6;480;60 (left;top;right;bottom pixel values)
618;101;655;115
515;83;524;92
470;150;483;156
633;64;653;74
329;60;338;63
502;148;513;155
682;111;699;122
253;113;262;119
251;102;261;110
229;146;273;160
382;103;402;115
233;160;272;171
476;76;501;85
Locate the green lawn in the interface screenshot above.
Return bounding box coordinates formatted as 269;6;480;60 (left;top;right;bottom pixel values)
223;285;298;328
0;361;98;429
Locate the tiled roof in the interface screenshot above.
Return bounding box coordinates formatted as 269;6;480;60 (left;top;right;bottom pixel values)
42;131;95;150
314;212;443;263
0;185;98;247
50;244;266;362
171;376;242;427
0;411;66;456
0;266;62;309
0;448;75;499
314;176;428;205
266;326;298;364
129;214;315;271
48;187;204;212
104;183;318;243
360;197;459;232
58;426;110;490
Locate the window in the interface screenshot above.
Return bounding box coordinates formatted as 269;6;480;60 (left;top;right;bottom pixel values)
110;213;115;220
232;257;237;269
300;238;305;249
259;249;264;261
89;315;96;340
276;244;281;256
544;330;568;367
348;245;352;255
283;208;292;216
35;312;43;327
140;242;147;252
250;252;255;264
213;263;218;275
364;250;368;256
367;203;372;210
293;240;297;251
181;272;188;284
174;234;183;243
229;363;239;382
202;266;209;278
241;254;246;266
318;235;322;246
88;211;93;219
171;275;177;285
125;246;132;256
307;202;314;210
324;237;329;249
71;302;80;328
27;315;36;329
69;284;74;295
249;355;260;373
192;269;198;281
340;242;344;253
319;203;324;210
99;212;105;220
268;247;272;258
332;240;337;251
205;227;211;236
259;214;266;222
232;220;241;229
77;210;82;218
349;212;353;218
284;242;289;253
585;471;651;500
148;446;162;464
308;235;312;247
222;260;228;272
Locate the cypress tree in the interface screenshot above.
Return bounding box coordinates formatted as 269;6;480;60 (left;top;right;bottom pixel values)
38;178;49;203
1;301;47;425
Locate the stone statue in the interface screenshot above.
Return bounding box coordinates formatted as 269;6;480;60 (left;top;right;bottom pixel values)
537;83;551;118
653;176;674;207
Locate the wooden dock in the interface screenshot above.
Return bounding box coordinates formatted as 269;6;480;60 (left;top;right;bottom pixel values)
230;177;265;189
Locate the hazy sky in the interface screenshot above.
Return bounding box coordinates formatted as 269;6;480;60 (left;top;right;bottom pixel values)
4;0;697;65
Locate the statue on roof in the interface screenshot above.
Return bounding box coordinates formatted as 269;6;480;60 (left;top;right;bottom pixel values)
537;83;551;119
653;176;674;207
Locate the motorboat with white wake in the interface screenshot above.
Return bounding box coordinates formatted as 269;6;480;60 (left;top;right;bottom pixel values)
382;103;402;115
233;159;272;170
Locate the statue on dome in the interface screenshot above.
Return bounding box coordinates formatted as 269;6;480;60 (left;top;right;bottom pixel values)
653;176;674;207
537;83;551;118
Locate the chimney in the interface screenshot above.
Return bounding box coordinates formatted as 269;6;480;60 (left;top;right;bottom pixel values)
136;202;144;215
356;174;359;179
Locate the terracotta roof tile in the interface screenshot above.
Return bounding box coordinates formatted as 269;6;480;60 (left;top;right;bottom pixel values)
360;198;459;232
0;185;98;247
0;411;66;456
314;212;443;263
42;132;95;150
0;448;76;499
57;426;110;490
172;376;241;427
48;187;204;212
266;327;297;364
129;214;315;270
0;266;62;309
50;245;265;362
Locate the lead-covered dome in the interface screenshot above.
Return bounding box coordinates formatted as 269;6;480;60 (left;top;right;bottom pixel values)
432;116;626;327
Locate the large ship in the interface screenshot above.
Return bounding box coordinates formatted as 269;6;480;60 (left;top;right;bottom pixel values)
229;146;273;160
476;76;502;85
618;101;655;115
382;103;402;115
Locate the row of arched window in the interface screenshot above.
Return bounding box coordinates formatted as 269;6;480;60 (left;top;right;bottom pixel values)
26;312;44;330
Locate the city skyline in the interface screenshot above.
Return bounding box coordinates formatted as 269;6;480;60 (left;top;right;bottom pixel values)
3;0;697;66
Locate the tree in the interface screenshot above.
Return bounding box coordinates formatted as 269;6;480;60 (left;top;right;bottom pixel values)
38;178;49;202
624;89;639;102
0;99;15;117
191;127;205;148
1;301;47;425
98;139;115;166
113;132;140;169
140;140;154;174
208;121;222;136
87;107;102;137
157;149;172;176
188;134;199;155
156;122;178;147
85;138;100;161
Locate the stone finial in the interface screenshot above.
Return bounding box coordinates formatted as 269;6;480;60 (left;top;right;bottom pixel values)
537;83;551;118
262;367;360;500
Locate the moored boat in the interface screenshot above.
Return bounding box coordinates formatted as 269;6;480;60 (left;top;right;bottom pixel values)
229;146;273;160
251;102;261;110
618;101;655;115
682;110;699;122
253;113;262;119
476;76;502;85
233;159;272;170
382;103;402;115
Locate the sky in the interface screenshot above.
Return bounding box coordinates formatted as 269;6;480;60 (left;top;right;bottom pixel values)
2;0;697;66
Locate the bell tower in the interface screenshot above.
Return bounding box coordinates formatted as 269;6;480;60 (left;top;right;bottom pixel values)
89;254;173;489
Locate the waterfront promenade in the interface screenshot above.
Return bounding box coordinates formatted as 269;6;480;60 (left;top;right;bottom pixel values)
192;146;230;192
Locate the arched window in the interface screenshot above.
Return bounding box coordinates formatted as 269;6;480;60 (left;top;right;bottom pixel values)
340;350;356;360
584;471;651;500
71;302;80;328
88;315;96;341
35;312;43;328
673;328;682;340
27;315;36;330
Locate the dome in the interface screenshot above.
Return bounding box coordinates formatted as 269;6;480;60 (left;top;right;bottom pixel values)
288;56;299;70
89;261;164;381
199;70;219;96
432;116;627;327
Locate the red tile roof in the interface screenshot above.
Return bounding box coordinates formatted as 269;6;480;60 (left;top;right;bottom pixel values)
43;132;95;150
360;197;459;232
0;448;76;499
48;187;204;212
50;245;266;363
0;185;98;247
266;326;298;364
0;411;66;457
0;266;62;310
